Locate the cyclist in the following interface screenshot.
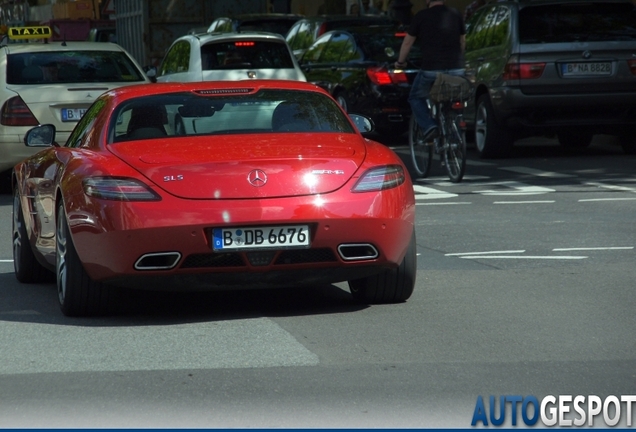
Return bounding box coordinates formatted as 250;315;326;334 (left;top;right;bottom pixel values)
394;0;466;140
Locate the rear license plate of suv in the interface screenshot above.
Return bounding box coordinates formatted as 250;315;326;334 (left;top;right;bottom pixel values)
561;62;611;76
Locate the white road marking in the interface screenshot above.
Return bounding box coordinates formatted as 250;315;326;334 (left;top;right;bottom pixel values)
473;181;555;196
0;259;13;262
553;247;634;251
0;319;319;374
579;198;636;202
585;182;636;192
413;185;458;199
460;255;587;260
446;250;525;256
499;166;574;178
493;200;555;204
467;160;496;167
416;202;471;206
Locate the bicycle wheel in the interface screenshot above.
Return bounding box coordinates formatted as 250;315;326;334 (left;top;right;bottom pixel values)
442;113;467;183
409;115;433;178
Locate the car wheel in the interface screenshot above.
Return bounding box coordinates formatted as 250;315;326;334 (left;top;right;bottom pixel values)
557;130;593;149
475;95;512;158
348;231;416;304
13;188;54;283
335;92;348;113
56;202;117;317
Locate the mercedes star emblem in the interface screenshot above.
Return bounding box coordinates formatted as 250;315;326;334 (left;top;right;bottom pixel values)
247;169;267;187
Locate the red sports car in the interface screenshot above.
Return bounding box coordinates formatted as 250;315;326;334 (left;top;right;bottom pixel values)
12;80;416;317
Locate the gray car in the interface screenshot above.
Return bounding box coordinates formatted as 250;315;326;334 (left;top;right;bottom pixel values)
464;0;636;157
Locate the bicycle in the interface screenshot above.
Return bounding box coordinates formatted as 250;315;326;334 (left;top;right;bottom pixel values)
409;73;471;183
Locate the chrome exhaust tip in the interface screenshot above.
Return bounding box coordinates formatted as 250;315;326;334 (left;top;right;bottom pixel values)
337;243;379;261
134;252;181;270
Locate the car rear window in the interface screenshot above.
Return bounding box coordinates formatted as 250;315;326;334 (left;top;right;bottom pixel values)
110;89;355;143
355;30;422;63
519;2;636;43
201;41;295;70
6;51;145;84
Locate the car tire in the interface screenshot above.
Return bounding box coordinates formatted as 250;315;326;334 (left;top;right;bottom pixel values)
56;202;117;317
13;188;54;283
557;130;593;149
348;231;416;304
475;95;512;158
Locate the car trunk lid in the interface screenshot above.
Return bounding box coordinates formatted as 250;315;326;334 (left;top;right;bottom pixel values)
108;134;366;199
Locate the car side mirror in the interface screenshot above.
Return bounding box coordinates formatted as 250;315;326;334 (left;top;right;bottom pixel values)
145;66;157;83
349;114;374;134
24;124;56;147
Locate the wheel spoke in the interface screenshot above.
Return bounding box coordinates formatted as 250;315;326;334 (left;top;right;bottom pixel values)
56;212;68;303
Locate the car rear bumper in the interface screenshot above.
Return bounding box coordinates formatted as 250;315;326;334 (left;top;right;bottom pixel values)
68;186;416;289
491;87;636;130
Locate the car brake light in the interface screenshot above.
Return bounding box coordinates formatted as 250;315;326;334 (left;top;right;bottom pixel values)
83;177;161;201
628;60;636;75
367;67;408;85
352;165;405;192
1;96;39;126
395;32;407;37
235;41;255;47
318;22;327;37
503;62;545;80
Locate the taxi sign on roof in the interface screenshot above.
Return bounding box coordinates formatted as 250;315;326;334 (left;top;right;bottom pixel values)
8;26;52;40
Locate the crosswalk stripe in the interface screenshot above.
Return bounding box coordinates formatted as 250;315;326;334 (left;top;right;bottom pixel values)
499;166;574;178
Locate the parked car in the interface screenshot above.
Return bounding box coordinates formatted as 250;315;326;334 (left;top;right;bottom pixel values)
0;26;149;188
12;79;416;316
299;26;420;137
207;13;304;36
285;15;399;59
155;31;306;84
463;0;636;157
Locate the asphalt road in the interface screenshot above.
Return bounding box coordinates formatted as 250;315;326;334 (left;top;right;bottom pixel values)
0;134;634;428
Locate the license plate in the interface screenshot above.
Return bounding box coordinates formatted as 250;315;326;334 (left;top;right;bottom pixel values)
213;225;310;251
61;108;87;122
561;62;611;76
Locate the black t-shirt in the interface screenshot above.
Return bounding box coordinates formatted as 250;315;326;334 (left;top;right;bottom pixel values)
408;4;466;70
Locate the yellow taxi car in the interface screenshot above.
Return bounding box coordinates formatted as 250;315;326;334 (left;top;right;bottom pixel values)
0;26;149;184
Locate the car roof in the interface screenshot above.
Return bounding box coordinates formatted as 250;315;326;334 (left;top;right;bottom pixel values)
105;79;328;102
3;41;127;54
187;31;288;43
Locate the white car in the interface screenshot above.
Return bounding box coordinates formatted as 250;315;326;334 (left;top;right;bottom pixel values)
155;31;306;83
0;26;149;178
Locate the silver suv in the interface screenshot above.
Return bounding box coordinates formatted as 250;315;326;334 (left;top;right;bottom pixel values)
464;0;636;157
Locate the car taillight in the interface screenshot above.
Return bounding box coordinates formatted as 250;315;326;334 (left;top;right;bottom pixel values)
628;60;636;75
352;165;405;192
366;67;408;85
83;177;161;201
1;96;39;126
317;22;327;37
503;61;545;80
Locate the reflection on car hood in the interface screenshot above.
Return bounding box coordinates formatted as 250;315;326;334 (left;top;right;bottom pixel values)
108;133;366;199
